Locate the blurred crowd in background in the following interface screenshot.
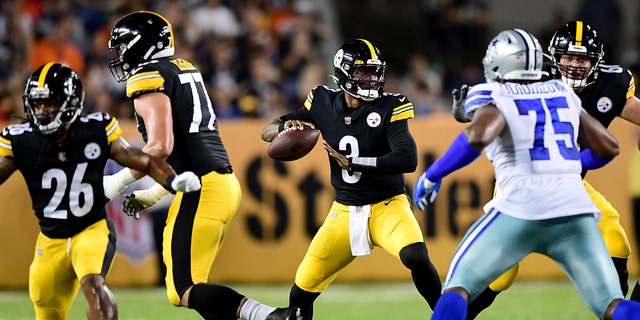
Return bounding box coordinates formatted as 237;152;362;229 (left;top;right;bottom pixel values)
0;0;634;124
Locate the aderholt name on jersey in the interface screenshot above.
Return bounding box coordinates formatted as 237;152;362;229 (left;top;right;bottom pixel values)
500;80;569;95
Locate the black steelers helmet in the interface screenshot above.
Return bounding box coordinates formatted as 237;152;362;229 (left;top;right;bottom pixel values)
23;62;84;135
108;11;175;82
331;39;386;101
548;20;604;88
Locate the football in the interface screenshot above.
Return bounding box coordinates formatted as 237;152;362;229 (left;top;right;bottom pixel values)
267;124;320;161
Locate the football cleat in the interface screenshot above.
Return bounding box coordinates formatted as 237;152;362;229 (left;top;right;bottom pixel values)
265;307;302;320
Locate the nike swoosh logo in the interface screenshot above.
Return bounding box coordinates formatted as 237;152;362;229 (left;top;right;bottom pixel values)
399;97;406;102
384;199;394;206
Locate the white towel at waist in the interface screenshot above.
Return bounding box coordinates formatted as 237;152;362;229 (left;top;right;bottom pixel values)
349;205;373;256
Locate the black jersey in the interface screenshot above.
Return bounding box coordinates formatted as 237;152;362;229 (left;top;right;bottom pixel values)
282;86;418;206
0;113;121;238
577;64;635;128
125;57;231;176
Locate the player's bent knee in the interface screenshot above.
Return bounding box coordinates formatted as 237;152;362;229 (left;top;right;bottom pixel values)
489;264;519;292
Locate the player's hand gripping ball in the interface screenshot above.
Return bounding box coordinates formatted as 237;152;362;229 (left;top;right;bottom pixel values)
268;123;320;161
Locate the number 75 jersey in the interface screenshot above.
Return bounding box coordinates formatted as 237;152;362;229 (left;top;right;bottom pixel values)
0;113;121;238
466;79;584;177
465;80;598;219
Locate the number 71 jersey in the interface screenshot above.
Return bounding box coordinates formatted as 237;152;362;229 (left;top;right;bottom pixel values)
0;113;121;238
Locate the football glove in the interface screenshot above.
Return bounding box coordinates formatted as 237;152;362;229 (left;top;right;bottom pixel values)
413;172;442;211
122;183;171;220
103;168;137;200
169;171;201;193
451;84;471;123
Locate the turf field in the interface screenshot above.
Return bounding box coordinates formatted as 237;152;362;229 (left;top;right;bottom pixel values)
0;280;607;319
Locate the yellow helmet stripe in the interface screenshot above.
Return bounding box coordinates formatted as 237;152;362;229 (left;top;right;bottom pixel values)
358;39;378;60
575;21;583;47
38;62;55;88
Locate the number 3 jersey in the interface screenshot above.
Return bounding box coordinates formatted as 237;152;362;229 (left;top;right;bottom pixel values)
279;86;417;206
464;79;598;220
0;113;121;238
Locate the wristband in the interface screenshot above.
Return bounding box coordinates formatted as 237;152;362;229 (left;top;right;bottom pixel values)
426;132;481;181
165;175;176;193
132;183;171;208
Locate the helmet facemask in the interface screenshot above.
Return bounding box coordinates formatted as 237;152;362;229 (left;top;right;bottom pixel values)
553;54;600;89
343;64;386;101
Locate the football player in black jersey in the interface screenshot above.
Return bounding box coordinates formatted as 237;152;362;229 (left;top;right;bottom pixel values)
102;11;301;320
0;62;201;320
451;21;640;319
261;39;442;319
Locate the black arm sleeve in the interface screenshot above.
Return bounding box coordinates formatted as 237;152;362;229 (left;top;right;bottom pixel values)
350;119;418;174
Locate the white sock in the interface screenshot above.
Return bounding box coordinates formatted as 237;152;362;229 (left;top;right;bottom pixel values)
238;298;277;320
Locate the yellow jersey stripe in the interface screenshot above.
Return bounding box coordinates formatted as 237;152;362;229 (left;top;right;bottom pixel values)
575;21;583;47
0;136;12;157
304;91;314;110
105;117;122;144
627;77;636;100
126;71;164;98
38;62;55;88
391;103;414;122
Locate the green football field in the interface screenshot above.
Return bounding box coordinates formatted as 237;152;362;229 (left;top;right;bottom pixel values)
0;280;614;319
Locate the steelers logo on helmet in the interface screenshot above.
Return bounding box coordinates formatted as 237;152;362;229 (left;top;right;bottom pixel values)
334;49;344;68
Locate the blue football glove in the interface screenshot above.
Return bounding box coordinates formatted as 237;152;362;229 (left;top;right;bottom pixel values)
413;172;442;211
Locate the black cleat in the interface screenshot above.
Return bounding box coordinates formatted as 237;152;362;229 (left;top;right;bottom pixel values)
265;307;302;320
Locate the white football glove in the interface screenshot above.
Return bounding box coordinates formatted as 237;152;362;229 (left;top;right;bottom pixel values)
451;84;471;123
122;183;170;219
170;171;201;193
103;168;137;200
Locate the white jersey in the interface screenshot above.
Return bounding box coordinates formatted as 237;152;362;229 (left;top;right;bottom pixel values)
464;79;599;220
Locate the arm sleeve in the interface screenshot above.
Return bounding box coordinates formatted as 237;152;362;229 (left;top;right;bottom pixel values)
350;119;417;174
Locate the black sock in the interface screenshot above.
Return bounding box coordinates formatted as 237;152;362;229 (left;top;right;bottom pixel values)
399;242;442;310
466;287;500;320
289;284;320;320
630;281;640;302
188;283;244;319
612;257;629;296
